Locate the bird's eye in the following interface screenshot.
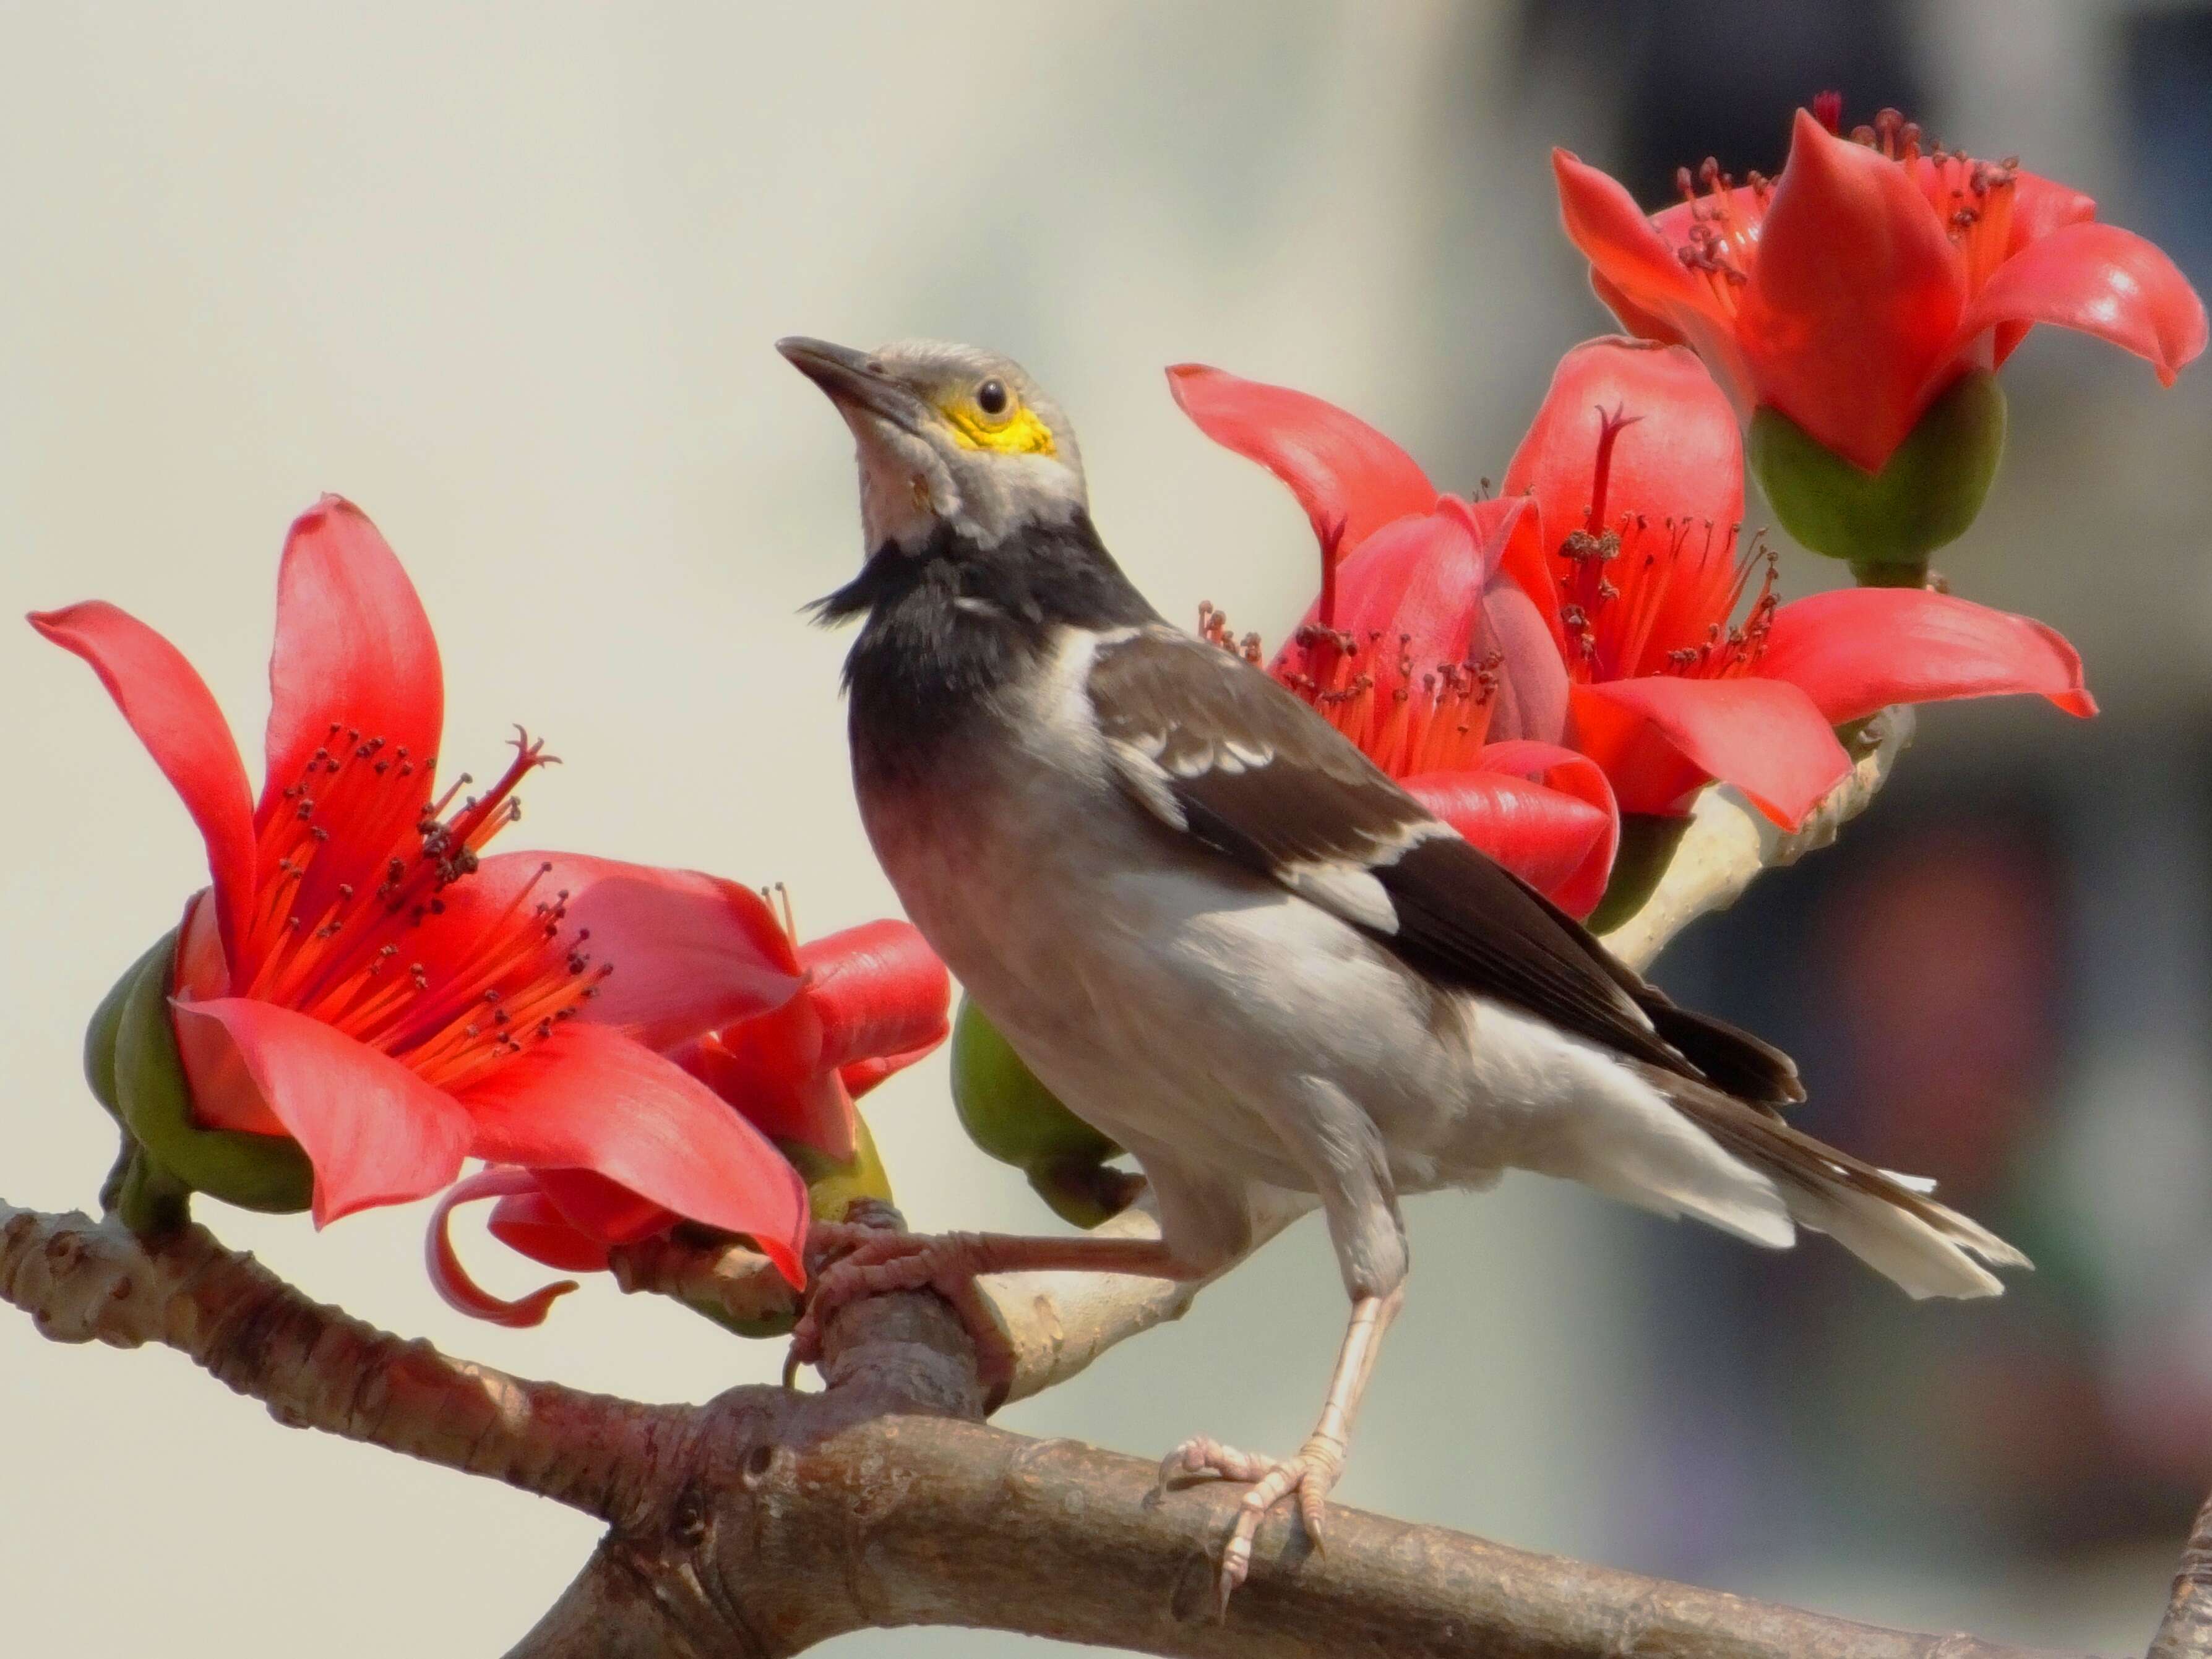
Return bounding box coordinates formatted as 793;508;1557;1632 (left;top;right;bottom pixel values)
975;378;1010;418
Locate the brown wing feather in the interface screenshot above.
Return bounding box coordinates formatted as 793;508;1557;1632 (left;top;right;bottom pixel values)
1088;627;1801;1106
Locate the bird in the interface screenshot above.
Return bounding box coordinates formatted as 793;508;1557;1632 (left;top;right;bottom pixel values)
775;335;2029;1609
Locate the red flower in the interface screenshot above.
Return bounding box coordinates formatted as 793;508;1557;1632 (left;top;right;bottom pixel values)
429;907;950;1326
1497;337;2095;825
1170;364;1617;915
31;497;811;1285
1554;101;2206;473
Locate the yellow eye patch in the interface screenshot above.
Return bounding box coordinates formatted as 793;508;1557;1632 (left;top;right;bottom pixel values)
940;395;1057;457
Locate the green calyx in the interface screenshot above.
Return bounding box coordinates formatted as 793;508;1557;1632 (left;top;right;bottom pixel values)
87;930;314;1232
783;1116;897;1225
1586;812;1697;938
1749;369;2007;585
949;996;1139;1230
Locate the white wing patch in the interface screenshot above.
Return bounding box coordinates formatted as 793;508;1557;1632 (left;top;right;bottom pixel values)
1106;739;1187;826
1280;862;1398;933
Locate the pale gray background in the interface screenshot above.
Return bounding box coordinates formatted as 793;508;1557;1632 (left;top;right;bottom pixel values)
4;4;2206;1655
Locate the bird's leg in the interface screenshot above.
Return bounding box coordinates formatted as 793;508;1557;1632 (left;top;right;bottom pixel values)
1160;1284;1405;1613
787;1228;1199;1397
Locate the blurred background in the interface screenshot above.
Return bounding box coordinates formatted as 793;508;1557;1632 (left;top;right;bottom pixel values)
2;3;2206;1653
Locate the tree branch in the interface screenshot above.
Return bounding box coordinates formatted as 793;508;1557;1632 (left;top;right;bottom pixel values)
2151;1485;2212;1659
0;1201;690;1527
685;1414;2083;1659
2;1178;2101;1659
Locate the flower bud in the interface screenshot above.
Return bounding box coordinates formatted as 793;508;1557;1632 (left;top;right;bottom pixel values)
1749;369;2007;586
88;928;314;1228
950;997;1137;1228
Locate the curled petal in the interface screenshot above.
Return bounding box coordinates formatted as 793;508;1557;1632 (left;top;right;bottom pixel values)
1739;110;1967;473
258;497;445;929
1761;587;2096;726
457;1022;808;1286
170;997;471;1225
29;602;257;979
1166;363;1436;554
1570;675;1851;829
1950;221;2208;388
797;920;953;1074
425;1168;580;1327
408;852;804;1053
1405;740;1618;917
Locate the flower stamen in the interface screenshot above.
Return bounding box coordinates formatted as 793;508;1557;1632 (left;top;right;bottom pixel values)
228;726;608;1092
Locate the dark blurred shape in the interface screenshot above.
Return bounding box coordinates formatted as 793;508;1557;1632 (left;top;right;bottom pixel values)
2122;6;2212;289
1516;0;1928;200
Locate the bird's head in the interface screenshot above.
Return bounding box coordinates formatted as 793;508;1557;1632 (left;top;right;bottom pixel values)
778;337;1088;555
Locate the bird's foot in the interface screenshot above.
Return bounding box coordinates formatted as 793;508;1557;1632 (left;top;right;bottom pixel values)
1157;1431;1346;1613
785;1225;1016;1399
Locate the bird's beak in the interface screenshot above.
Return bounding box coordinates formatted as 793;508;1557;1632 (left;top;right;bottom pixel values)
777;337;933;434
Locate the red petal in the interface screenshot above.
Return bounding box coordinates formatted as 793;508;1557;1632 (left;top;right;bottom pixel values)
1166;363;1436;554
1272;510;1485;694
489;1188;619;1272
1478;576;1572;748
170;997;471;1225
2002;170;2099;248
1501;335;1745;659
1738;110;1967;473
257;498;445;928
1987;172;2095;365
796;920;953;1073
1950;221;2208;389
1552;149;1713;324
412;852;805;1052
531;1167;676;1247
1590;268;1688;347
29;602;257;980
1405;740;1619;917
674;1012;854;1164
1570;675;1850;830
841;1043;942;1100
1486;487;1566;649
455;1022;807;1286
424;1168;581;1327
1551;151;1761;412
1760;587;2096;726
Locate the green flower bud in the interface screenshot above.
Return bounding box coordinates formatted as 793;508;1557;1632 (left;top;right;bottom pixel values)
1749;369;2007;586
950;997;1137;1229
1025;1156;1147;1232
84;935;170;1123
94;930;314;1228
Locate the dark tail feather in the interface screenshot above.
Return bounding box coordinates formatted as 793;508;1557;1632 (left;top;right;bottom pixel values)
1641;998;1805;1107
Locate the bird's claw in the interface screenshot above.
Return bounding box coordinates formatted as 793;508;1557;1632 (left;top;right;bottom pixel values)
1158;1432;1345;1614
784;1227;1016;1400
